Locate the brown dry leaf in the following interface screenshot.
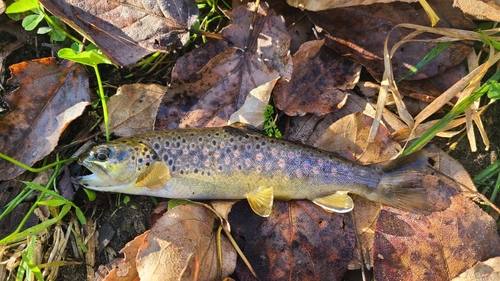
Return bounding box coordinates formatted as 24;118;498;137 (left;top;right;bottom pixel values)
453;0;500;22
374;182;500;280
314;112;400;164
287;0;418;11
0;58;90;180
156;4;286;129
230;200;355;281
307;0;475;81
103;232;147;281
228;77;279;128
40;0;198;66
452;257;500;281
273;40;360;116
136;205;236;280
104;84;166;137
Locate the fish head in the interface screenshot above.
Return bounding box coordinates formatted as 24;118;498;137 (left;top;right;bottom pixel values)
76;140;159;192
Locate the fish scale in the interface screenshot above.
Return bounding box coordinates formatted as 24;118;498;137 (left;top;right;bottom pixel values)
77;124;431;217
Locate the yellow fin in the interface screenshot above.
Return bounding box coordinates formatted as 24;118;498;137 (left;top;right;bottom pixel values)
312;191;354;213
135;161;171;189
246;186;274;217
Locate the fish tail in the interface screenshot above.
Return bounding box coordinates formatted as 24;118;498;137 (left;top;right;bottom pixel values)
368;150;431;213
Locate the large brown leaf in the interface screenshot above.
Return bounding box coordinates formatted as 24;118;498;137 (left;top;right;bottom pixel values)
136;205;236;280
156;3;287;129
230;200;355;281
41;0;198;66
273;40;360;116
104;83;166;137
0;58;90;180
374;182;500;280
306;0;475;81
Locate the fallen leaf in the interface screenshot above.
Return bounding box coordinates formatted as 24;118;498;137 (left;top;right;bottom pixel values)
273;40;360;116
374;184;500;280
314;112;400;164
0;58;90;180
104;83;166;137
156;3;287;129
103;232;147;281
230;200;355;281
228;77;279;128
452;257;500;281
41;0;198;66
287;0;418;11
136;205;236;280
306;0;475;81
453;0;500;22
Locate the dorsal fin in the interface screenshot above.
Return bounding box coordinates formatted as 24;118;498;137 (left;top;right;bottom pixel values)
136;161;171;189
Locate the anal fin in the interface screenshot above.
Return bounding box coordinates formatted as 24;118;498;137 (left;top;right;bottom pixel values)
136;161;171;189
246;186;274;217
312;191;354;213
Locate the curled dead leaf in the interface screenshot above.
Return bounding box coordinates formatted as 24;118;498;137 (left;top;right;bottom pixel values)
0;58;90;180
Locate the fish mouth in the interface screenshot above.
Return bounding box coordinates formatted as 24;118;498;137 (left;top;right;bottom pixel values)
77;159;109;182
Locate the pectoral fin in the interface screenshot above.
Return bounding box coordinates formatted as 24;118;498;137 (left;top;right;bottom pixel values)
136;161;171;189
246;186;274;217
312;191;354;213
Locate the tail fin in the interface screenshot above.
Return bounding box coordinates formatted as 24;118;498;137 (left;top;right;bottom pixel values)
371;150;431;213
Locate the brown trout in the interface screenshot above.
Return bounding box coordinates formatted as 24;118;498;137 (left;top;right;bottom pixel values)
76;124;430;217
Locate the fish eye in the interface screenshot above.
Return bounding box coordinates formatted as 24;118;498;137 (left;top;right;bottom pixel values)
95;148;110;161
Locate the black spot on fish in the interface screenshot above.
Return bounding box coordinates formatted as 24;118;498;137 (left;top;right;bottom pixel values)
138;158;143;163
180;170;184;175
142;152;146;156
198;137;203;141
129;148;133;152
194;168;198;173
134;147;139;151
254;137;260;141
244;135;249;139
255;144;261;150
237;165;242;170
165;141;170;148
154;143;160;150
176;142;180;148
226;147;231;153
172;166;176;171
207;171;211;176
201;171;205;175
230;138;235;142
190;133;194;136
157;136;161;140
131;156;136;160
185;164;190;169
246;144;251;150
146;155;150;159
261;141;266;146
190;143;195;148
143;147;148;152
168;159;173;166
177;136;181;140
163;154;169;162
152;155;158;160
217;165;222;171
146;162;150;166
215;133;220;136
182;139;186;143
212;140;217;146
270;140;275;144
238;137;242;141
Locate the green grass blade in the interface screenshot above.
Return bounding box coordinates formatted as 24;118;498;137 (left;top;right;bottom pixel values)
397;41;452;82
402;69;500;156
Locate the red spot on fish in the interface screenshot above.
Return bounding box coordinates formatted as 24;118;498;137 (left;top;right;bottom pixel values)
295;169;302;178
347;173;353;179
280;151;286;157
303;163;309;169
245;159;251;167
203;148;209;155
176;160;181;165
193;156;199;163
183;149;189;155
214;151;220;158
233;150;240;157
204;160;210;167
318;159;323;166
278;159;285;168
359;170;366;176
170;148;176;154
284;175;290;180
224;157;230;165
288;152;294;159
271;148;277;155
331;168;337;174
312;167;319;174
256;166;262;173
256;153;263;161
265;163;271;170
220;142;225;148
